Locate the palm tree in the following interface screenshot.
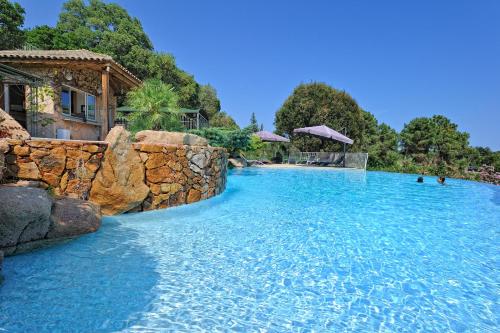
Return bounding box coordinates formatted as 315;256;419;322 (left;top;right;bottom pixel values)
124;79;182;133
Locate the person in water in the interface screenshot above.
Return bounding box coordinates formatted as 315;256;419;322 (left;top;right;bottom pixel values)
437;176;446;184
417;176;424;183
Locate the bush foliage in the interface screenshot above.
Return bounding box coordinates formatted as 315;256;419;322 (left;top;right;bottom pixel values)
190;128;252;157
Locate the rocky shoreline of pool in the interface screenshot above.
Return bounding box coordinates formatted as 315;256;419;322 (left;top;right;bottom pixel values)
0;112;228;283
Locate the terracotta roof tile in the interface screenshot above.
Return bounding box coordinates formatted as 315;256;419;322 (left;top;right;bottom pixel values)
0;49;113;61
0;49;140;85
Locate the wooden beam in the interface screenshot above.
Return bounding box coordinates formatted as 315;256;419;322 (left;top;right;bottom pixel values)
100;65;110;140
3;84;9;113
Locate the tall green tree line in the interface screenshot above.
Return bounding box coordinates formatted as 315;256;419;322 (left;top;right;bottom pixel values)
275;82;499;177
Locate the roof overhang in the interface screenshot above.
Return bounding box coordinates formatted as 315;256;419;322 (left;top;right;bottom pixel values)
0;63;44;86
0;53;141;90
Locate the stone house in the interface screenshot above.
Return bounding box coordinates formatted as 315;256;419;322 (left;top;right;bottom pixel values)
0;50;141;141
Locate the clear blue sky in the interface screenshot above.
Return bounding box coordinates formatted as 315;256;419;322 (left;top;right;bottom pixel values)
16;0;500;149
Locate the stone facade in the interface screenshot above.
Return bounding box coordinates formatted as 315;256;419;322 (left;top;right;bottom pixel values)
3;138;107;199
7;65;117;141
3;137;228;214
135;143;227;211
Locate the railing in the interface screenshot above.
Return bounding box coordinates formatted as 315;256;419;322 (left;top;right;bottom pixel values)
179;112;209;130
287;152;368;169
115;111;209;130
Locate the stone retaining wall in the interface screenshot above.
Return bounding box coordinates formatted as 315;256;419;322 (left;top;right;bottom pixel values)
135;143;227;211
3;138;228;214
3;139;107;199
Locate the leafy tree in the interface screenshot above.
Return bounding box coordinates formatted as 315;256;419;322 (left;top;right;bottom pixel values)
358;110;379;152
248;112;259;132
25;25;58;49
0;0;25;49
357;111;400;168
209;111;239;129
401;115;469;167
275;82;365;152
55;0;153;56
432;115;469;164
368;123;400;168
468;146;500;171
147;52;201;108
123;79;181;133
198;84;220;118
25;0;213;110
248;135;265;151
260;123;264;131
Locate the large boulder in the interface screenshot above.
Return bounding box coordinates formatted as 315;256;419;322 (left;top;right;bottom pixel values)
47;197;101;238
0;186;52;250
0;108;30;140
478;165;500;185
135;130;208;146
228;158;247;168
90;126;150;215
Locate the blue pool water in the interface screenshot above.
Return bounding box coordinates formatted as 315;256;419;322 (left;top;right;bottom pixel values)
1;168;499;332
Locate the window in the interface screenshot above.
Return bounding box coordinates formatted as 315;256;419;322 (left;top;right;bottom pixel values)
61;89;71;114
86;95;96;121
61;86;97;121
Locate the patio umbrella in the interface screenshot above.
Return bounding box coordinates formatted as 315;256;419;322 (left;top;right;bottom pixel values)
255;130;290;143
293;125;353;167
253;131;289;163
293;125;353;144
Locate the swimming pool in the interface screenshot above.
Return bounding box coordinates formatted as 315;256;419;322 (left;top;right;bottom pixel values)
1;168;499;332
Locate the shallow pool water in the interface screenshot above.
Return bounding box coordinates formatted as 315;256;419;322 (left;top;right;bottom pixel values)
1;168;499;332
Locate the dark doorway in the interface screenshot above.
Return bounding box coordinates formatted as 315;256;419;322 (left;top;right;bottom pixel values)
9;85;27;129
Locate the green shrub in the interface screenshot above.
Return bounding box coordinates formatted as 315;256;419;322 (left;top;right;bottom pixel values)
191;127;252;157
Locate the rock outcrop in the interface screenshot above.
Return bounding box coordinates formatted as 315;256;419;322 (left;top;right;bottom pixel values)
0;185;102;256
135;130;208;146
228;157;247;168
0;186;53;253
90;126;150;215
478;165;500;185
0;139;8;182
0;108;30;140
47;197;101;238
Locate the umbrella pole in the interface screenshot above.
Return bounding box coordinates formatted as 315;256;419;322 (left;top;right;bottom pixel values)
343;142;346;167
343;128;347;168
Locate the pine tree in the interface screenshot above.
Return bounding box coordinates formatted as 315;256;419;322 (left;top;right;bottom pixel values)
249;112;259;132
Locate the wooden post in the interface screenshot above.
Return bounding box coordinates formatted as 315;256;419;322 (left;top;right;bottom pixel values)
100;66;110;140
3;84;9;113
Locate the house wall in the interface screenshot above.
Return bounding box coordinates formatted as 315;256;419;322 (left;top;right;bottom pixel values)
6;65;118;141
